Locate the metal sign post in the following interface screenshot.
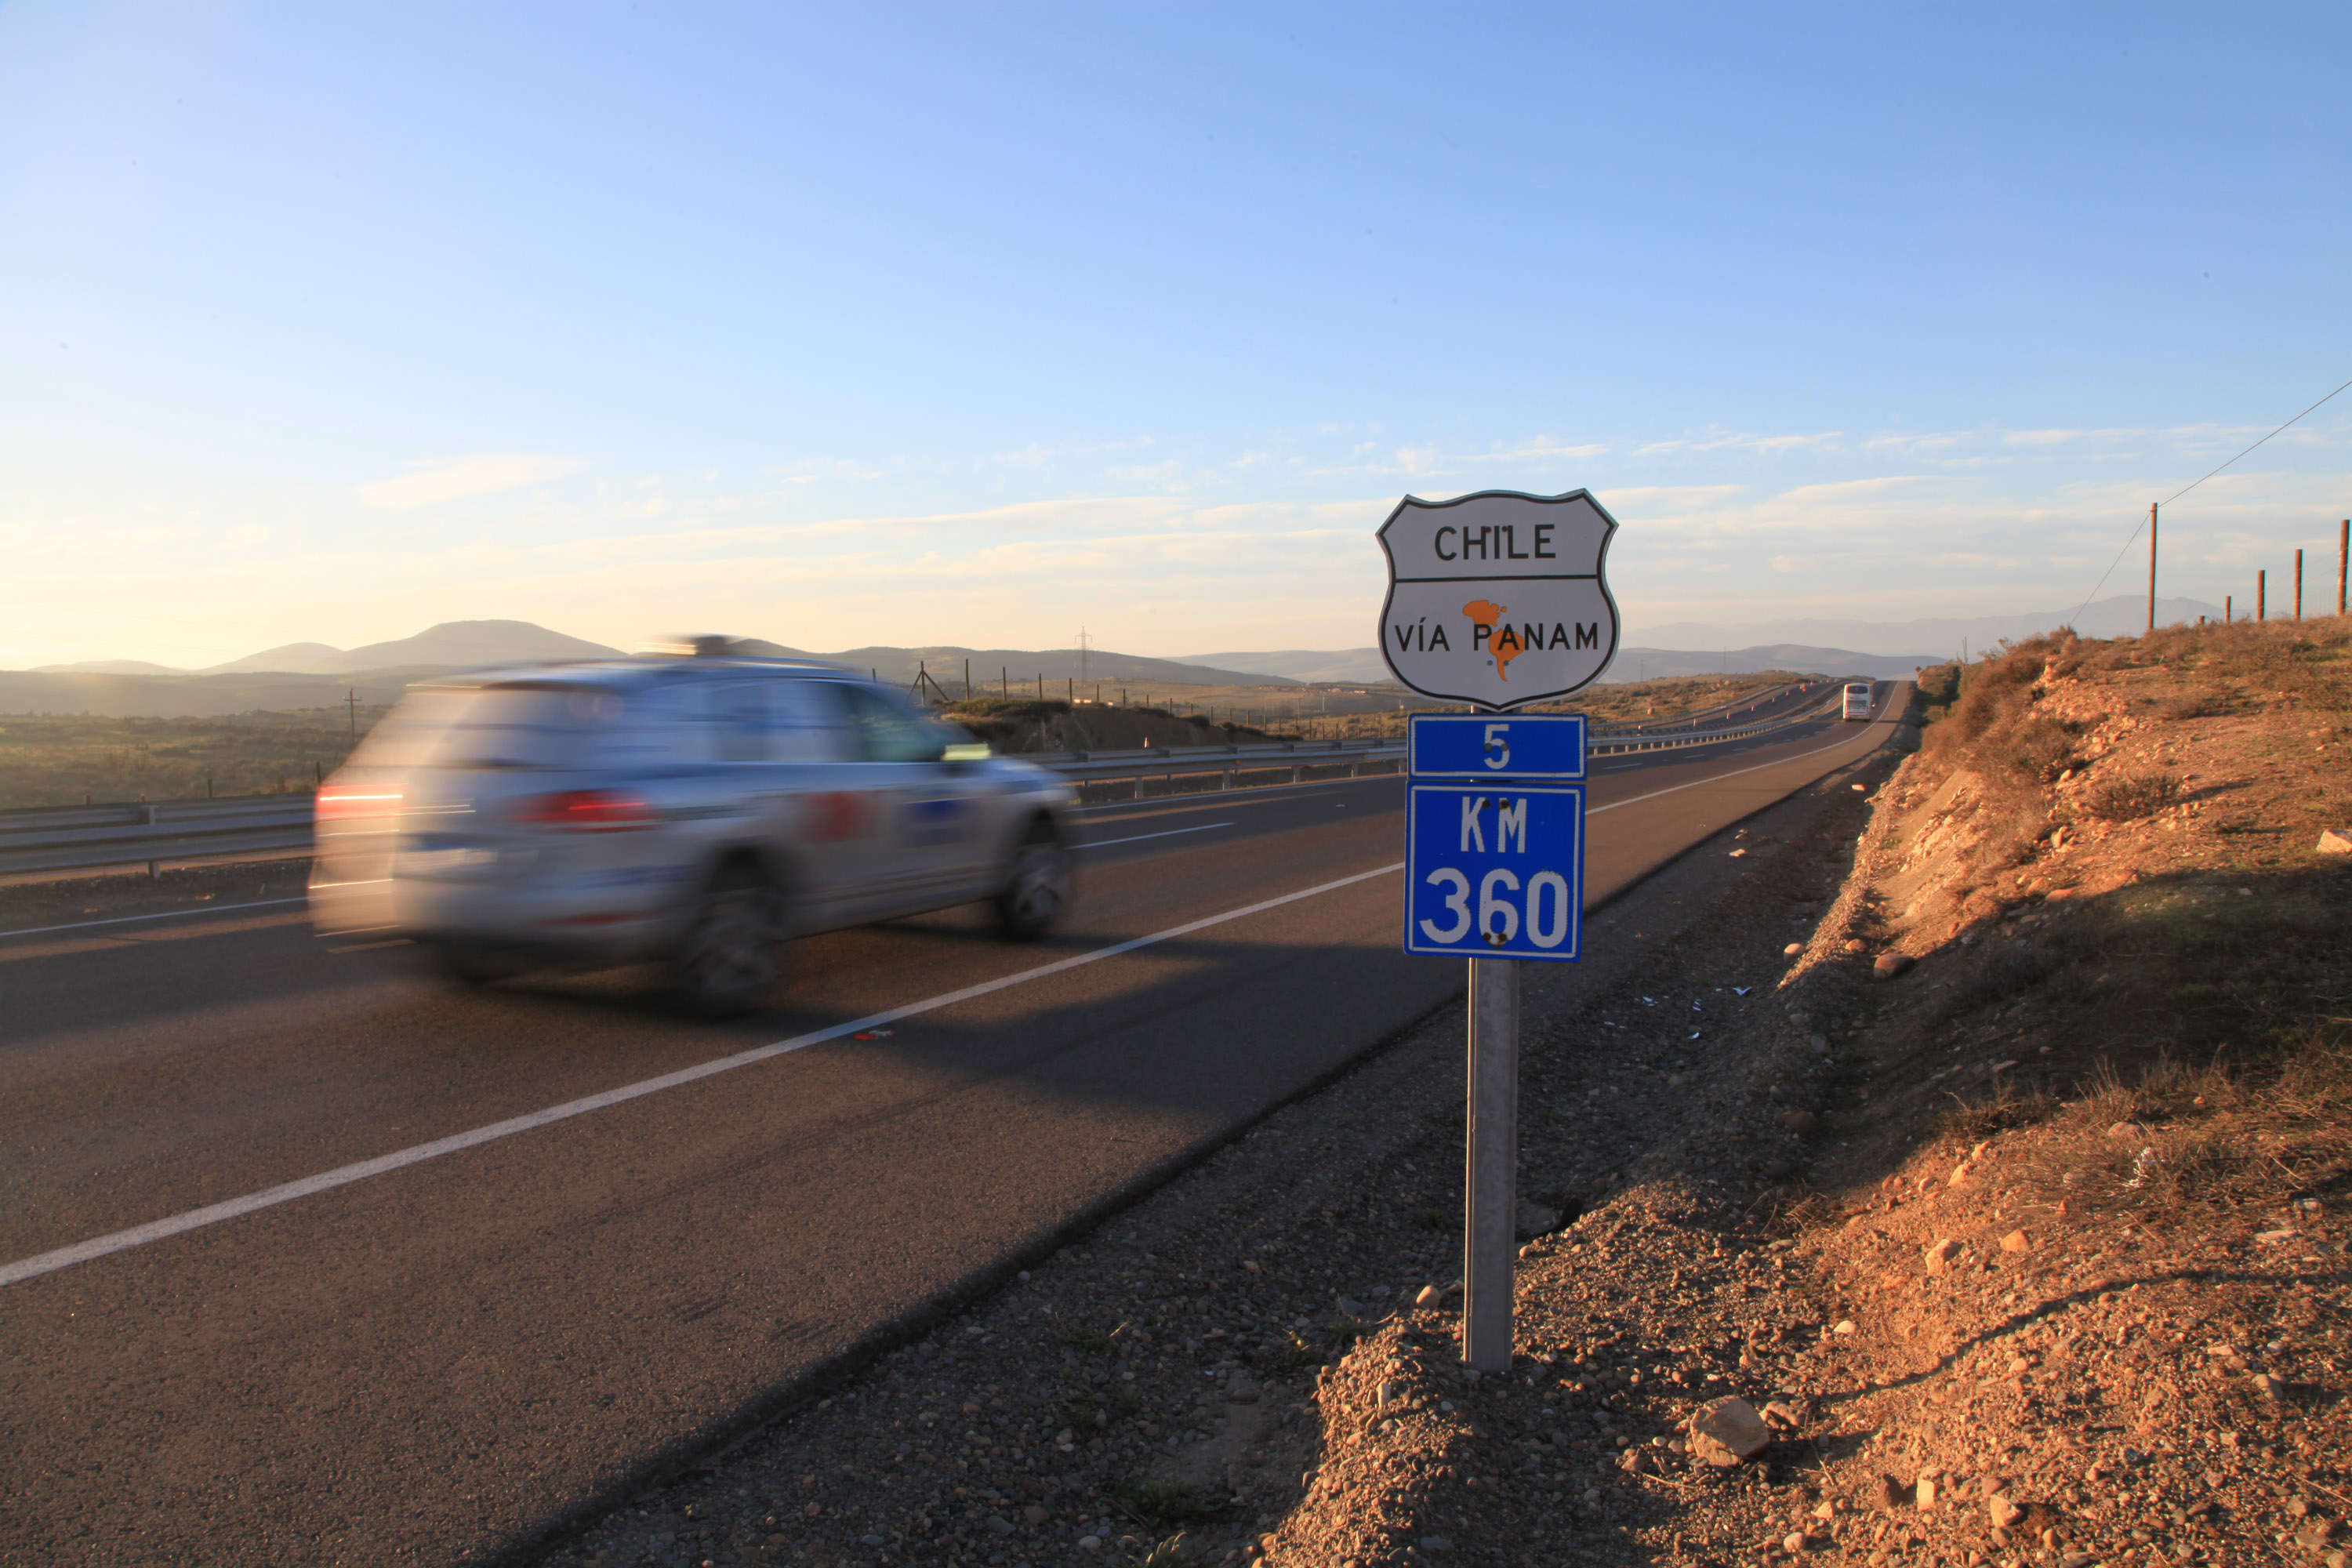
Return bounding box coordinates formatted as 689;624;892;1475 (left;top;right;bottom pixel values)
1465;954;1518;1370
1381;491;1620;1375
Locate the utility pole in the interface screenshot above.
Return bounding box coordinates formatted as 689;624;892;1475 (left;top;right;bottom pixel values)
2296;550;2305;620
2259;571;2267;621
2339;521;2348;616
2146;502;2158;633
2226;595;2233;622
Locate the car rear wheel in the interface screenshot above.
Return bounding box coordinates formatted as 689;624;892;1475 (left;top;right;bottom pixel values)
673;865;782;1018
993;834;1071;942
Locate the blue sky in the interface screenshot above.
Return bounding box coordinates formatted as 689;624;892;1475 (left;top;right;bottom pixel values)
2;2;2347;666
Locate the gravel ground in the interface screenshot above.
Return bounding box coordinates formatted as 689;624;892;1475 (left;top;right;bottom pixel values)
511;750;1905;1568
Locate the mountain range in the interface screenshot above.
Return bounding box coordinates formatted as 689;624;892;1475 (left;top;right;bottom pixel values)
1631;594;2227;659
1177;594;2234;684
1174;644;1939;684
8;592;2250;718
5;621;1305;718
36;621;628;677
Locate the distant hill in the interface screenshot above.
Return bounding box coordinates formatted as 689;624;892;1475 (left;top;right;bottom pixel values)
1639;594;2228;659
1186;644;1940;684
1601;644;1944;682
202;621;625;674
1173;648;1392;684
201;641;350;674
2;622;1301;717
31;659;188;676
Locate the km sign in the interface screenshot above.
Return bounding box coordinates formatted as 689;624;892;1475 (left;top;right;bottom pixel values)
1375;488;1621;709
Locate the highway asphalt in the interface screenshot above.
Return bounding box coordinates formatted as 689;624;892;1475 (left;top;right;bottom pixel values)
0;691;1907;1566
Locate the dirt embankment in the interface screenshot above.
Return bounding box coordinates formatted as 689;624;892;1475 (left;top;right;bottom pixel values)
523;621;2350;1568
1270;622;2352;1568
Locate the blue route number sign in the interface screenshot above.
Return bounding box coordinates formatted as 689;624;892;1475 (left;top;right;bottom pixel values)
1403;783;1585;960
1407;713;1587;779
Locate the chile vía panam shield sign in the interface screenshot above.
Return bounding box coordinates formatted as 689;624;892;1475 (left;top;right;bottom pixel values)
1376;488;1621;710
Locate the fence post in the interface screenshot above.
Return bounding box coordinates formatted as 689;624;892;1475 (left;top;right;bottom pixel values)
2259;571;2267;621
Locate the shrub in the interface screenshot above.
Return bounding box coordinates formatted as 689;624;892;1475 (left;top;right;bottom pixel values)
1989;714;2081;784
1915;662;1961;708
1323;1314;1367;1350
2086;773;2181;822
1127;1534;1197;1567
1115;1479;1213;1526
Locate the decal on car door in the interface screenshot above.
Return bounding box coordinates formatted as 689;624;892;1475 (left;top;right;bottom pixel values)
901;796;974;847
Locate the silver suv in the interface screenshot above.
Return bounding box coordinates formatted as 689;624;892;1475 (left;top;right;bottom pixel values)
309;644;1075;1014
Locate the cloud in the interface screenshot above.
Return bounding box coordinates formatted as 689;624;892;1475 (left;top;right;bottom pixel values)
357;454;586;509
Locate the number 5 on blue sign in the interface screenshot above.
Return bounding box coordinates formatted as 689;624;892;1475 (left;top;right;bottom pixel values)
1403;783;1584;960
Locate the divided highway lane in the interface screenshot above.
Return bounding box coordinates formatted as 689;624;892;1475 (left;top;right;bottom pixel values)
0;693;1907;1566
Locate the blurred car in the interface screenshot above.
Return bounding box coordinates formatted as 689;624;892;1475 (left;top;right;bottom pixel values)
309;640;1074;1014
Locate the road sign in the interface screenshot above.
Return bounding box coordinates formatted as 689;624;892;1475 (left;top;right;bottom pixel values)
1377;489;1621;710
1407;712;1586;781
1403;783;1584;960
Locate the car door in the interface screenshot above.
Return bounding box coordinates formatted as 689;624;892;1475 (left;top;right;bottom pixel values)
831;682;996;907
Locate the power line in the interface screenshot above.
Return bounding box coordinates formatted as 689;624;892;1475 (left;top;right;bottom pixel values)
2071;371;2352;627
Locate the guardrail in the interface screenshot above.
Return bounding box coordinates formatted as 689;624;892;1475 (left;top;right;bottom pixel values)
0;699;1851;877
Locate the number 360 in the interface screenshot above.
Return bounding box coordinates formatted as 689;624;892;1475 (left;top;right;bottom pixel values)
1418;866;1573;949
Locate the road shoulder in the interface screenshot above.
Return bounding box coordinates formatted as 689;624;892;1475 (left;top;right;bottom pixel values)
514;736;1904;1568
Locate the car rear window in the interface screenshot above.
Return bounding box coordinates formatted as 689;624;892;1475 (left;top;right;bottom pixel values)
355;684;654;769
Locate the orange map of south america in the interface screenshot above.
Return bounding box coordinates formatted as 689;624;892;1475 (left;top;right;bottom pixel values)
1462;599;1526;681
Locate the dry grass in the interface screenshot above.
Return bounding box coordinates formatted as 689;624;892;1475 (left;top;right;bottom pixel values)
2018;1044;2352;1225
0;708;388;811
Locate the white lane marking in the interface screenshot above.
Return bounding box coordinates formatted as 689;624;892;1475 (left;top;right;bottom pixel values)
1079;822;1235;850
0;860;1406;1290
0;897;308;942
1587;714;1890;817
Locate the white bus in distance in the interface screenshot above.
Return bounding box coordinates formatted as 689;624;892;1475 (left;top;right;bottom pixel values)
1842;681;1873;721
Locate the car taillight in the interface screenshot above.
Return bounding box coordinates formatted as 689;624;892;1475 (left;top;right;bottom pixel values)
512;789;659;831
317;786;402;821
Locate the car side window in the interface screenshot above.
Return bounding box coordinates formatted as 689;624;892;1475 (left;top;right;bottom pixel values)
691;681;770;762
834;683;946;764
764;677;856;762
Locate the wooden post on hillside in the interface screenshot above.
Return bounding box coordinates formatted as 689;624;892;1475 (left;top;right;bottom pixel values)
2339;521;2348;616
2259;571;2267;621
2296;550;2305;619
